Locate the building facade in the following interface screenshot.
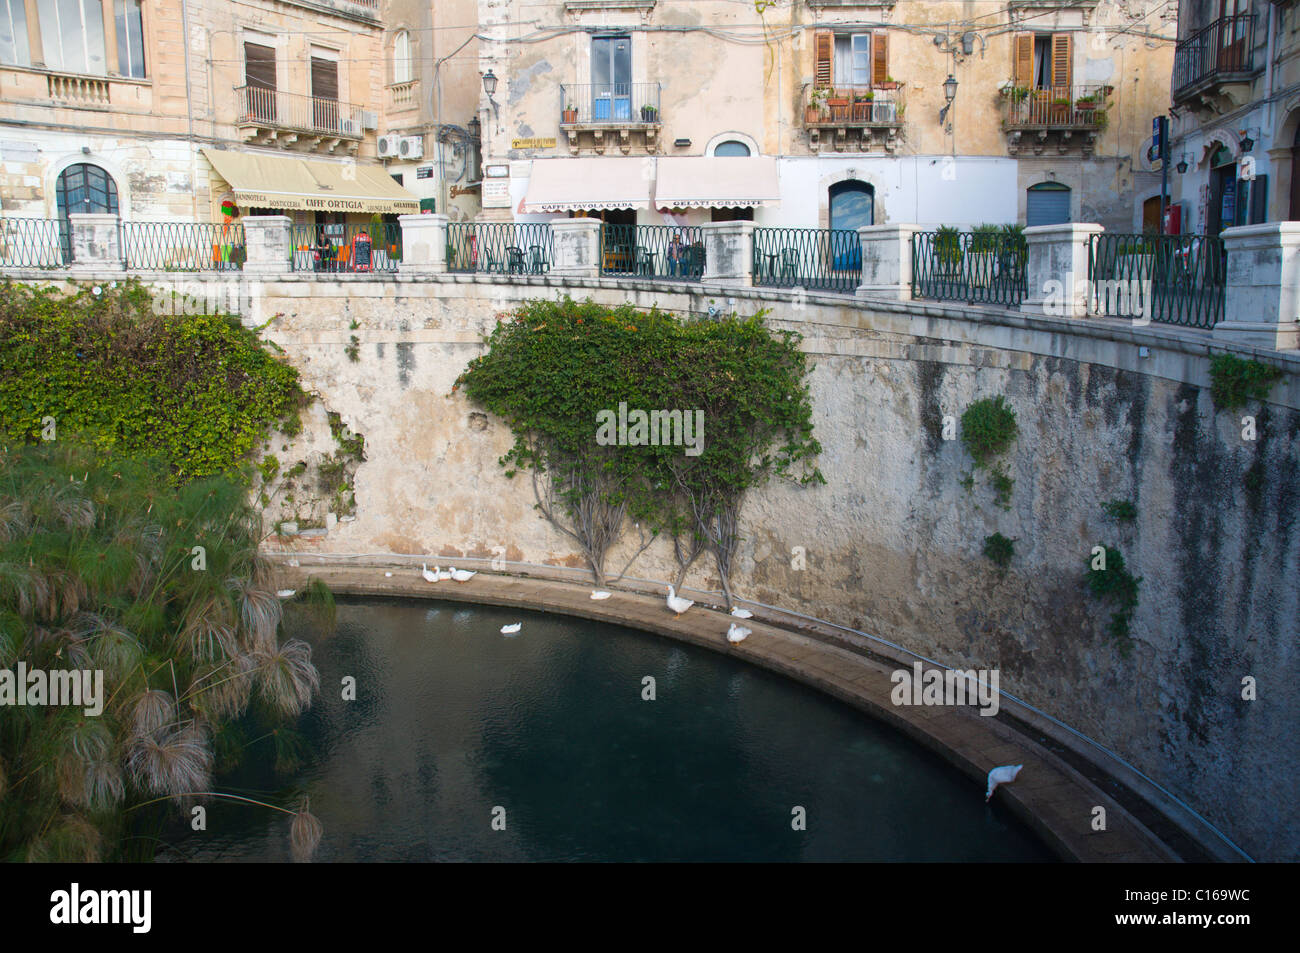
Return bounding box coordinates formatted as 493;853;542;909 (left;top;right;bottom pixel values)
475;0;1176;232
1167;0;1298;234
0;0;481;235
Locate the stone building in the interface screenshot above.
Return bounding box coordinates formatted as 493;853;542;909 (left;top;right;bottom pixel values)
1167;0;1298;233
474;0;1175;232
0;0;481;235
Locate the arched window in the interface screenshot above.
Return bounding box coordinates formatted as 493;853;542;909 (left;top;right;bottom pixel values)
713;140;751;157
1026;181;1070;226
829;179;874;231
393;30;412;84
56;163;118;217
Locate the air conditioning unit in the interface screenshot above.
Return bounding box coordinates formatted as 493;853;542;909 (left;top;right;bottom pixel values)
377;134;400;158
339;118;361;137
398;135;423;160
361;110;379;131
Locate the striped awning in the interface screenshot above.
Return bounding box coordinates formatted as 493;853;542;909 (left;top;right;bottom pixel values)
654;156;780;210
521;157;652;213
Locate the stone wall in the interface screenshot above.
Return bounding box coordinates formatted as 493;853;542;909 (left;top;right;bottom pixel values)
235;273;1299;861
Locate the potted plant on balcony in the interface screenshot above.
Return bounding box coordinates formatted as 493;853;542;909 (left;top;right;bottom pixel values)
640;104;659;122
827;88;850;122
852;88;874;122
562;103;578;123
1049;96;1072;123
806;87;828;124
876;75;901;91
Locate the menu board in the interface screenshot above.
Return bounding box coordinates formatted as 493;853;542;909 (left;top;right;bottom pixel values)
482;177;510;208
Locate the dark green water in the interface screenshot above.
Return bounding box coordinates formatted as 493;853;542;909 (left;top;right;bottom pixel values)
171;598;1055;862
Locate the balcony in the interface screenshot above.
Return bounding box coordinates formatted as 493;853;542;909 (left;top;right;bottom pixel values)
235;86;372;155
558;83;661;155
1000;84;1110;157
803;84;905;152
1172;14;1256;113
388;80;417;111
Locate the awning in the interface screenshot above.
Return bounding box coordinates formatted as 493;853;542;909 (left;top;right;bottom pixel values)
521;157;652;213
201;148;419;214
654;156;780;210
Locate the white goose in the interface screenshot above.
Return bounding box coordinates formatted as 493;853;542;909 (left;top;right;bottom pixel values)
500;623;522;635
421;563;439;583
726;623;751;644
450;567;477;583
276;589;296;599
729;607;753;619
590;590;612;600
985;764;1023;802
666;585;694;615
438;567;452;581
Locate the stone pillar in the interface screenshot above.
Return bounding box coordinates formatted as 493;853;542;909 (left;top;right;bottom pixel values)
857;223;922;300
241;215;292;275
1214;223;1300;350
398;213;449;275
701;220;754;287
1019;222;1104;319
68;213;123;271
549;218;601;278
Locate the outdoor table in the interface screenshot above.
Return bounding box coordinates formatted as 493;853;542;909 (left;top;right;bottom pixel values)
505;246;526;273
764;252;780;278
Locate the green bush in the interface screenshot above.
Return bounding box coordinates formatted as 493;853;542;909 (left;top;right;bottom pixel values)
983;532;1015;571
1085;545;1141;655
1209;353;1283;411
0;280;304;483
961;395;1018;468
1102;498;1137;522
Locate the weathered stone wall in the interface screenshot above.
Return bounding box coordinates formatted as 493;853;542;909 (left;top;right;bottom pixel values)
238;274;1300;861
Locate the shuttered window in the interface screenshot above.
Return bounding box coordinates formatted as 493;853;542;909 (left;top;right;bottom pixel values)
1015;32;1072;91
814;30;832;88
1013;34;1034;87
816;28;888;88
872;32;888;85
244;42;275;89
311;56;338;100
1026;183;1071;227
1051;33;1072;90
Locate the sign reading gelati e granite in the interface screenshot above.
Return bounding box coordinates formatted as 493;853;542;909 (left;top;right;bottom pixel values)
511;137;556;150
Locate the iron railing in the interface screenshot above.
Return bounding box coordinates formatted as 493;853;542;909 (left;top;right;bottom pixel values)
752;227;862;293
1087;233;1226;330
559;83;662;125
599;224;704;280
446;222;554;274
0;217;67;268
1173;14;1256;98
290;222;402;273
1000;84;1110;128
804;83;906;126
235;85;368;138
121;220;246;271
911;230;1028;307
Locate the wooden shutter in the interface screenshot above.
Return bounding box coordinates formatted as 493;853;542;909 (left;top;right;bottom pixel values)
1249;174;1268;225
311;57;338;100
1013;34;1034;87
244;42;276;90
1051;33;1072;91
872;32;888;85
814;30;832;89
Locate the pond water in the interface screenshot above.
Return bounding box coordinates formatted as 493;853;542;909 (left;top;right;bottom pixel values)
170;598;1055;862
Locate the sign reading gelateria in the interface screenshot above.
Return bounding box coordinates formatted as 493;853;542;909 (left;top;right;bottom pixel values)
511;138;556;150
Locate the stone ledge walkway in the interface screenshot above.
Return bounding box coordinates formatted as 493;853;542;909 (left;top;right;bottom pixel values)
272;561;1179;863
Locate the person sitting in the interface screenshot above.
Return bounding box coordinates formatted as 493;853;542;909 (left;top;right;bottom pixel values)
667;231;684;276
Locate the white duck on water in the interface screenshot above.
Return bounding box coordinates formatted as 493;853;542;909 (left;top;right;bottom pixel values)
985;764;1023;801
500;623;522;635
666;585;694;615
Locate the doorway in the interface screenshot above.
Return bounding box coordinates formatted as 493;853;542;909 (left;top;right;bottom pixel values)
591;35;631;121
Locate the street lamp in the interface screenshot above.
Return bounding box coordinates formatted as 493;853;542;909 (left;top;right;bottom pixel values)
468;115;480;140
482;70;498;98
939;74;958;127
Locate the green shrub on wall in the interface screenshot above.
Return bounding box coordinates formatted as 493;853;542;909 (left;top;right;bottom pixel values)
0;280;304;482
961;395;1018;467
1209;353;1283;411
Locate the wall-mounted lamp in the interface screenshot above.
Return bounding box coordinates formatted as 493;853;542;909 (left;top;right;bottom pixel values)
1240;129;1256;153
938;74;958;128
482;69;499;121
467;115;481;140
1176;153;1191;174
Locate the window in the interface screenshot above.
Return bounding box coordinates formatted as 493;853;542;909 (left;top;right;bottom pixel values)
592;34;631;120
1026;182;1071;226
713;140;751;157
244;41;276;122
393;30;411;84
0;0;30;66
829;180;874;231
114;0;143;78
815;29;888;91
38;0;107;74
311;51;339;132
1014;33;1071;91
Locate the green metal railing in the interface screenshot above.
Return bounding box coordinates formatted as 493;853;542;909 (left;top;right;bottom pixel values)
1087;233;1225;329
599;224;704;280
0;217;67;268
911;230;1028;306
446;222;554;274
121;220;246;271
752;227;861;293
290;222;402;273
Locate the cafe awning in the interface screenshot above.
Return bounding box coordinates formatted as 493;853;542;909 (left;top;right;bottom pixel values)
521;157;652;213
654;156;780;210
201;148;419;214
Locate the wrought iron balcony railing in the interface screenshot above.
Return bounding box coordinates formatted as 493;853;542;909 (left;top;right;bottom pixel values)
1000;84;1110;130
804;83;906;127
1173;14;1256;99
235;85;368;138
559;83;662;125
